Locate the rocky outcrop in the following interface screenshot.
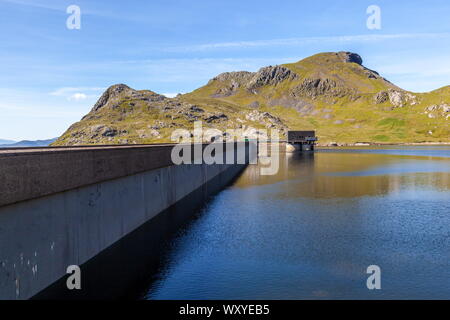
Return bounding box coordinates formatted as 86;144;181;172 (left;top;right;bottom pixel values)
291;78;352;99
137;128;160;139
374;89;418;107
149;120;177;130
210;72;254;97
245;110;287;131
247;101;260;109
374;91;389;104
246;65;298;91
62;124;130;145
91;84;132;112
425;104;450;119
211;79;242;97
210;66;297;96
189;105;204;113
89;84;166;114
205;113;228;123
337;52;363;65
211;71;253;83
363;68;381;80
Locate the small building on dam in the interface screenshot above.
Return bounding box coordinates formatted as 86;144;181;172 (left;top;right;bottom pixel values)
286;131;318;152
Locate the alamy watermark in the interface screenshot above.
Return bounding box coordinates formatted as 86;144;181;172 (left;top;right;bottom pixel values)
170;121;281;176
66;5;81;30
367;5;381;30
366;265;381;290
66;265;81;290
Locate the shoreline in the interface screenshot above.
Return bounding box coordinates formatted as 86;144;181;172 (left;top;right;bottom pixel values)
316;142;450;147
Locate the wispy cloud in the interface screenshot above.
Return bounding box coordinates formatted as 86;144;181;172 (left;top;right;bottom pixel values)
0;101;82;118
0;0;64;11
167;32;450;52
0;103;28;111
50;87;105;100
68;93;87;101
0;0;151;23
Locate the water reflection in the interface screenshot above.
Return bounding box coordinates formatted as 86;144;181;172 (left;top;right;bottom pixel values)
236;150;450;199
145;146;450;300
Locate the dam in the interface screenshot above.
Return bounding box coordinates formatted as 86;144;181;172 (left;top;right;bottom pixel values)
0;142;254;300
2;143;449;300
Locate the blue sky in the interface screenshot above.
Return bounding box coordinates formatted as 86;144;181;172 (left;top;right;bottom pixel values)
1;0;450;140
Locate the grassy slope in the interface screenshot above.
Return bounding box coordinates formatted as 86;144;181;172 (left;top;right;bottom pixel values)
183;53;450;144
54;53;450;146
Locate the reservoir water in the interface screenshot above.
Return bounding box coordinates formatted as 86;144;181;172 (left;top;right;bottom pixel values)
143;146;450;299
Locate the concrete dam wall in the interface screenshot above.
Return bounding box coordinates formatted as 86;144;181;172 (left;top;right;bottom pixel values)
0;143;253;300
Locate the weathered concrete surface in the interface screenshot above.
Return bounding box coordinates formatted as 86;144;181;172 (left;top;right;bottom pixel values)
34;163;246;300
0;143;253;300
0;143;248;207
0;144;177;207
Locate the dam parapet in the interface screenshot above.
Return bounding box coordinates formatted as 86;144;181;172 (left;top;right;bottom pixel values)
0;142;254;300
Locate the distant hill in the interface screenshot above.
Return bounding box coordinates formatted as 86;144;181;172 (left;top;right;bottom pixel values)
0;139;16;145
53;52;450;146
0;138;58;148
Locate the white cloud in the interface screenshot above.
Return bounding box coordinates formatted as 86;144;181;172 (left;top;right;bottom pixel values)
50;87;105;101
125;57;295;85
167;32;450;52
0;0;63;11
0;101;82;118
50;87;104;96
68;93;87;101
0;0;146;22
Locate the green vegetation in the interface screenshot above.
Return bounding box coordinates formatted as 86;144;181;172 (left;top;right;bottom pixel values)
377;118;406;128
53;52;450;146
373;135;390;142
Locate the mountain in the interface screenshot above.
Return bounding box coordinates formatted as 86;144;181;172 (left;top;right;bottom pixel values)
53;52;450;146
0;139;16;145
0;138;58;148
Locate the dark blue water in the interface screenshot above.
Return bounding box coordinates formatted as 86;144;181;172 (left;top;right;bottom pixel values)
144;146;450;299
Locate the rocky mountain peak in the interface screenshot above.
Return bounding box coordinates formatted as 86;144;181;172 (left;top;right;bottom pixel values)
337;52;363;65
212;71;253;83
209;65;298;97
92;84;134;112
90;84;167;113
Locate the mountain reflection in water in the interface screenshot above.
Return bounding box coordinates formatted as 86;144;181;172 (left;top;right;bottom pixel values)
144;146;450;300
